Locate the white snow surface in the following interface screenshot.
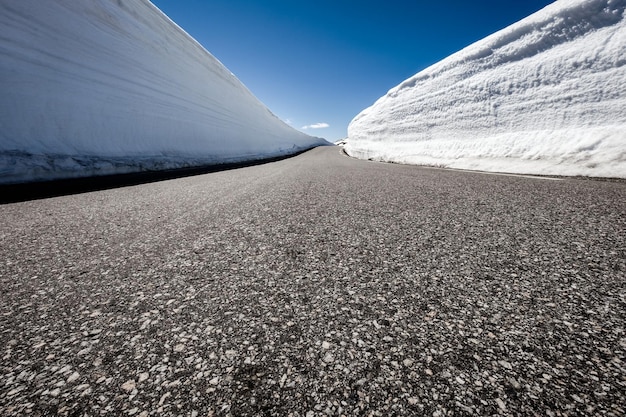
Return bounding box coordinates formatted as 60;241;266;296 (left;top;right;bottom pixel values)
347;0;626;178
0;0;327;184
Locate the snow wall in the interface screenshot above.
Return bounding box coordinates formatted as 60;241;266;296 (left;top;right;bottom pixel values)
346;0;626;178
0;0;328;184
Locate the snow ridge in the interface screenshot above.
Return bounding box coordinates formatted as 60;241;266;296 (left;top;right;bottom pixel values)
0;0;327;184
346;0;626;178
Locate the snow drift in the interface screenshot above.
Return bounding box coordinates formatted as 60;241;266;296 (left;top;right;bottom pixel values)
346;0;626;178
0;0;327;184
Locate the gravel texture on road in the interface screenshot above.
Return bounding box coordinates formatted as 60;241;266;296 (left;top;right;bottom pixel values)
1;146;625;416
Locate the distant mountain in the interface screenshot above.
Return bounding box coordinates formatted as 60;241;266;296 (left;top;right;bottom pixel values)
0;0;327;184
347;0;626;178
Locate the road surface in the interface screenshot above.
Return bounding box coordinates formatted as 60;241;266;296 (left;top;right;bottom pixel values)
1;146;625;416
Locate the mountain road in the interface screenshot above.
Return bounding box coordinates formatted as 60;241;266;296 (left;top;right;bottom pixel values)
1;146;625;416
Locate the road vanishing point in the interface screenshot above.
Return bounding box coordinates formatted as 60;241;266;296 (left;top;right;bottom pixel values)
1;146;625;416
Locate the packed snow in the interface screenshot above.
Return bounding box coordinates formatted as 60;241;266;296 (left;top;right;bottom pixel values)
0;0;327;184
346;0;626;178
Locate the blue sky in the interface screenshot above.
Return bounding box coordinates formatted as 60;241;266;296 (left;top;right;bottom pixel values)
151;0;555;141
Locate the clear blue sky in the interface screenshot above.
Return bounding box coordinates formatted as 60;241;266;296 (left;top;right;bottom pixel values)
151;0;555;141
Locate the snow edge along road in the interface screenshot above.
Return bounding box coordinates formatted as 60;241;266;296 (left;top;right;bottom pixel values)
0;145;328;204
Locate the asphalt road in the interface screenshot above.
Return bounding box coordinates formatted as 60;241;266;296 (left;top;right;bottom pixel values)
1;146;625;416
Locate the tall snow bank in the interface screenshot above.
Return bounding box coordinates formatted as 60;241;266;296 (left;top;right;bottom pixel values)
0;0;327;184
347;0;626;178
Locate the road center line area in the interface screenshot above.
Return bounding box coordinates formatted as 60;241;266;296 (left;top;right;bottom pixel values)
1;146;625;416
